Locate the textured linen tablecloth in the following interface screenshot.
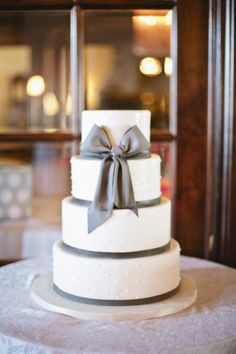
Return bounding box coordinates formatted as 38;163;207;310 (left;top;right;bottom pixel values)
0;256;236;354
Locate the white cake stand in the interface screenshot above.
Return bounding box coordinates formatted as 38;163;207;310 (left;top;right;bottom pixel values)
31;273;197;321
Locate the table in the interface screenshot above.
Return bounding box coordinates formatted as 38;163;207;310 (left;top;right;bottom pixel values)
0;256;236;354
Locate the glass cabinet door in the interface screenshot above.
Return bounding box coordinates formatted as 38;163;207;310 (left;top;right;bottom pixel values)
83;9;175;132
0;10;72;263
0;11;71;132
81;8;176;199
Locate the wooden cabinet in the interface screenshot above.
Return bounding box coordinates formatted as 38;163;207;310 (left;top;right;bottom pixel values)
0;0;235;267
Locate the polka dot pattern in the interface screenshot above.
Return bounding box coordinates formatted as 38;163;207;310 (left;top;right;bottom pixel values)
53;240;181;301
0;166;32;220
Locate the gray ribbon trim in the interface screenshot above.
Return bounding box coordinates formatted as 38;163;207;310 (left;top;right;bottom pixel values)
62;241;171;259
80;124;151;233
71;196;161;209
53;282;181;306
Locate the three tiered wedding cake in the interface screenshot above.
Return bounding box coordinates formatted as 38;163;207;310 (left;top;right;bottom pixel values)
53;110;181;305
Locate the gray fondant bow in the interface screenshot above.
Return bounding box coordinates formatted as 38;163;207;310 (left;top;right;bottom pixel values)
80;124;150;233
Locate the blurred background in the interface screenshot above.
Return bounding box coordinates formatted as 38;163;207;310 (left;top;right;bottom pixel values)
0;0;235;268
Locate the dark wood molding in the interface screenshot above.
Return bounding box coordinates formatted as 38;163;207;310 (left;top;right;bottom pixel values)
205;0;224;261
0;130;175;143
77;0;176;10
0;0;176;10
175;0;209;258
0;1;75;10
218;0;235;267
0;131;79;142
151;130;176;141
205;0;236;267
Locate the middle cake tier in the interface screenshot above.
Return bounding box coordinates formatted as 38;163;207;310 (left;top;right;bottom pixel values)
62;196;171;253
71;153;161;202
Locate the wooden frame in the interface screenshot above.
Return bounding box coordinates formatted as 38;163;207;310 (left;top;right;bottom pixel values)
205;0;236;267
1;0;235;267
0;1;176;10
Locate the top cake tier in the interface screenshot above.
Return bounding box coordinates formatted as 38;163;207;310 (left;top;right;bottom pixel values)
81;110;151;145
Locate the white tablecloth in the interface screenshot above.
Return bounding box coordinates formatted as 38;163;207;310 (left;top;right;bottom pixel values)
0;256;236;354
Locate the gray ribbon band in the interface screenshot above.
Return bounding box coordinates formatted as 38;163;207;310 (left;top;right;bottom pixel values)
53;282;181;306
62;241;170;259
71;196;161;209
80;124;150;233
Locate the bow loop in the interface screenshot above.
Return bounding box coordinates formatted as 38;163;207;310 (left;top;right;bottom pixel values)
80;124;150;233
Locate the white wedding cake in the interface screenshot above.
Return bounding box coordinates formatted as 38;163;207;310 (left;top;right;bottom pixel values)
53;110;181;305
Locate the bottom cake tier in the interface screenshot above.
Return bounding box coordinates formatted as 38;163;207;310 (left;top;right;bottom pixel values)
53;239;181;305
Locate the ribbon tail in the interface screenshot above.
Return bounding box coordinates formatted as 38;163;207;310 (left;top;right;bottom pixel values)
131;206;139;217
113;158;138;217
87;157;115;233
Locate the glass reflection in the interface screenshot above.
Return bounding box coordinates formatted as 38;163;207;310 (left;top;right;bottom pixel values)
84;10;173;130
0;12;70;131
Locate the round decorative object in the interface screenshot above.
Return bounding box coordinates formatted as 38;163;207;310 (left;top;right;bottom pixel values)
8;205;22;218
31;273;197;321
8;172;22;188
0;190;13;204
17;189;30;203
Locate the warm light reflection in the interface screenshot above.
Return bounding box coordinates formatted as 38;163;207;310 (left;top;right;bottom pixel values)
136;16;159;26
165;11;172;25
66;93;72;116
140;92;155;105
164;57;173;76
134;12;172;27
43;92;60;116
132;12;172;57
26;75;45;96
139;57;162;76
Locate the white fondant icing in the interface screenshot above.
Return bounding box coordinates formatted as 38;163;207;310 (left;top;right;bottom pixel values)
62;196;171;253
52;110;181;304
71;154;161;202
81;110;151;144
53;239;181;301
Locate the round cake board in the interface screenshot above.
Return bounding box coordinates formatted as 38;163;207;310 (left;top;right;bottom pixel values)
31;273;197;321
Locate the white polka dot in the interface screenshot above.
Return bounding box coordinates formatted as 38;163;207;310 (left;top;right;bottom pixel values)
25;207;31;217
9;173;21;188
17;189;30;203
134;279;138;284
8;205;22;218
0;190;13;204
0;208;5;219
125;289;129;293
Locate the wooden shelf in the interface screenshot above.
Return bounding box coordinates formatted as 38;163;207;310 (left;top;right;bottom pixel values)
0;131;80;142
151;129;176;141
0;129;175;142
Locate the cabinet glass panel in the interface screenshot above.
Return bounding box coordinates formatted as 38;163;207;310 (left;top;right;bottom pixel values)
0;142;71;262
84;10;175;130
151;141;175;198
0;11;70;132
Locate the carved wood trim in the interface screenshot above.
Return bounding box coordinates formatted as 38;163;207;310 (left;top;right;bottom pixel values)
175;0;209;258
